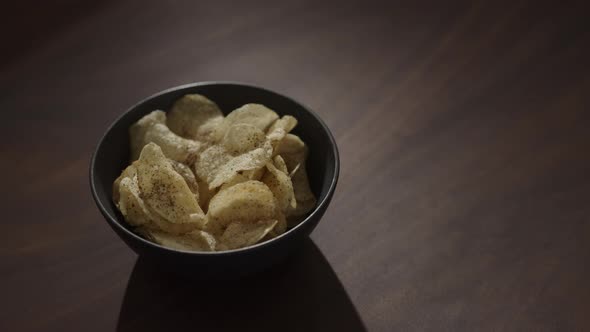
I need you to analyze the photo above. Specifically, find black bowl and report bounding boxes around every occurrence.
[90,82,339,278]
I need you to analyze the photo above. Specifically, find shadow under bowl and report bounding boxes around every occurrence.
[89,82,339,278]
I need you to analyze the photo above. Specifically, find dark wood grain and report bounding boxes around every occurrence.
[1,1,589,331]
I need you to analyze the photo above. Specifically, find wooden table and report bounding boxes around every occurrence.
[2,1,589,331]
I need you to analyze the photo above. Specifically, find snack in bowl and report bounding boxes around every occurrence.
[112,94,316,252]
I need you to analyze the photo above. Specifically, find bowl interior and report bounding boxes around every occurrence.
[92,82,338,241]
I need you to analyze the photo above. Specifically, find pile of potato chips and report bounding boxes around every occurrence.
[112,94,316,251]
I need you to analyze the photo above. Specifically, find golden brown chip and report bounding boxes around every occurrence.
[275,135,316,218]
[265,213,287,239]
[129,111,166,161]
[268,115,297,135]
[273,155,289,174]
[113,162,138,202]
[115,169,198,233]
[142,123,202,164]
[262,157,296,213]
[209,143,272,189]
[206,180,278,234]
[242,167,266,181]
[195,141,273,190]
[275,213,287,234]
[167,94,224,142]
[286,200,316,227]
[117,175,150,227]
[275,133,305,156]
[221,123,266,154]
[136,143,206,229]
[169,159,199,201]
[193,145,232,187]
[218,173,250,192]
[196,177,216,213]
[145,229,217,251]
[130,110,202,163]
[286,164,316,218]
[213,104,279,142]
[139,211,203,235]
[289,164,315,204]
[219,219,278,250]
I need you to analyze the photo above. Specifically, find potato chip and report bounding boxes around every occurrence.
[195,141,273,190]
[267,127,286,149]
[169,159,199,201]
[218,173,250,192]
[268,115,297,135]
[221,123,266,154]
[129,111,166,162]
[289,163,315,204]
[287,165,316,218]
[275,213,287,234]
[115,170,199,233]
[143,123,202,164]
[117,175,150,227]
[275,135,316,218]
[275,133,305,156]
[285,176,315,221]
[136,199,206,235]
[217,166,271,196]
[219,219,278,250]
[113,162,137,202]
[265,213,287,239]
[286,199,316,226]
[242,167,266,181]
[262,156,296,213]
[130,110,202,163]
[273,155,289,174]
[144,229,217,251]
[143,213,203,235]
[213,104,279,142]
[193,145,231,186]
[196,177,215,212]
[209,143,272,189]
[167,94,224,142]
[206,180,278,234]
[136,143,206,229]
